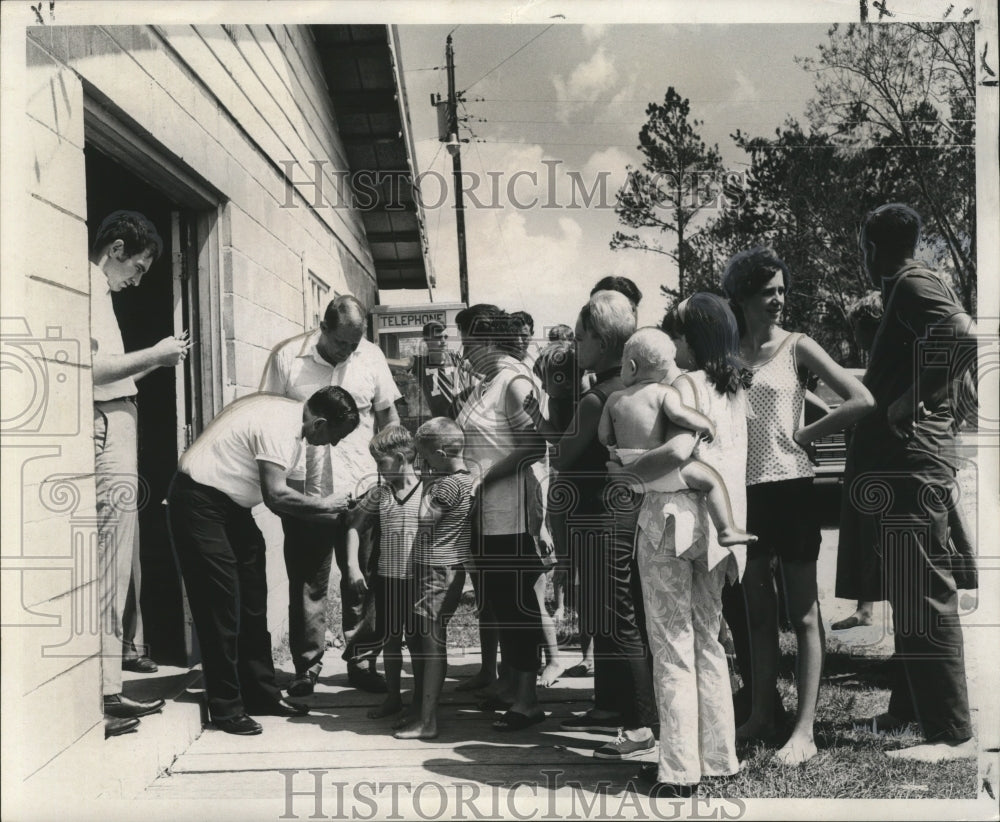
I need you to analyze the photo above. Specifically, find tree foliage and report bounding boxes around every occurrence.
[611,87,725,299]
[799,20,976,310]
[617,21,976,366]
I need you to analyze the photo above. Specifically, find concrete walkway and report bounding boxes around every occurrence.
[113,511,993,818]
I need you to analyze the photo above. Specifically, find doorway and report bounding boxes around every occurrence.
[85,147,199,665]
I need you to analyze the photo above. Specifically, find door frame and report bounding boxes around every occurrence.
[84,93,226,427]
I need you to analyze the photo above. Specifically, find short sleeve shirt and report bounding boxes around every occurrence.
[356,482,421,579]
[178,394,305,508]
[858,263,967,464]
[414,471,474,566]
[259,331,401,496]
[90,262,137,401]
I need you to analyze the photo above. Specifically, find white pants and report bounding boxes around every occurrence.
[637,538,738,785]
[94,399,139,696]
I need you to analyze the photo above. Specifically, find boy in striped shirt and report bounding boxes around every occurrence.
[394,418,474,740]
[346,426,421,720]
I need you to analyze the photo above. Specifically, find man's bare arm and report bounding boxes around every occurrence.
[93,332,190,385]
[259,460,350,522]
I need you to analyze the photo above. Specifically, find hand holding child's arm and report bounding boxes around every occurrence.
[660,384,716,442]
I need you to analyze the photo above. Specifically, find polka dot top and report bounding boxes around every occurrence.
[746,332,814,486]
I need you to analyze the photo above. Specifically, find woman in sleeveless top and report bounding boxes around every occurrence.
[456,307,549,729]
[618,293,749,792]
[722,247,874,764]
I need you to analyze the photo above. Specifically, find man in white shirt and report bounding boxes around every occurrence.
[89,211,191,738]
[168,387,360,736]
[260,295,401,694]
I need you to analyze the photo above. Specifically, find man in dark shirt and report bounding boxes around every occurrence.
[842,203,977,761]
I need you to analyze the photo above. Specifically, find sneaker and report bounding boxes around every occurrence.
[593,728,656,760]
[560,711,624,734]
[287,670,318,697]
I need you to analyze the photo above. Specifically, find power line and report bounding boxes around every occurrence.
[476,137,973,148]
[481,117,974,126]
[475,96,977,104]
[462,25,555,92]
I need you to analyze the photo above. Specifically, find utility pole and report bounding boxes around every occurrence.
[442,34,469,305]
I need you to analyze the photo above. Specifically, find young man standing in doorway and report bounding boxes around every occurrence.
[89,210,191,737]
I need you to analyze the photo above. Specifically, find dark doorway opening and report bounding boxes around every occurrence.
[85,147,192,666]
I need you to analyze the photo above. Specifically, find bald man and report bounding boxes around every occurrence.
[261,296,401,694]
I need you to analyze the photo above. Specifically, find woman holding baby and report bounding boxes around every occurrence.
[612,294,753,794]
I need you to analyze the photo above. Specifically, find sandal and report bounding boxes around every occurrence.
[562,661,594,678]
[492,710,546,732]
[477,696,514,712]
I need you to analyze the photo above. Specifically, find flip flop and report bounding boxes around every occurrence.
[492,710,546,732]
[562,662,594,678]
[477,696,514,713]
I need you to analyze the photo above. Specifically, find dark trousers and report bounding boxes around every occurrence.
[479,533,545,674]
[167,472,281,720]
[875,463,972,742]
[569,520,614,712]
[589,496,658,731]
[721,576,787,721]
[281,515,380,675]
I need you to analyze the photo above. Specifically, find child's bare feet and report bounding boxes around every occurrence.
[537,659,565,688]
[718,528,758,547]
[831,610,873,630]
[367,696,403,719]
[393,719,438,740]
[454,671,496,692]
[774,734,817,765]
[391,710,416,730]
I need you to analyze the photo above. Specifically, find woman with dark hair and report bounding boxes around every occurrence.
[721,247,874,764]
[456,306,549,730]
[615,293,749,794]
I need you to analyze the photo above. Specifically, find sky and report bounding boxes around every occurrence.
[382,23,831,331]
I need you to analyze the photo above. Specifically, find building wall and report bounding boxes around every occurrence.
[4,23,382,789]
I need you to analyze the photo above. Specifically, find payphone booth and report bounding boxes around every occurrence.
[370,302,466,431]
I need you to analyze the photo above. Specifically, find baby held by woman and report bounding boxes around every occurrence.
[599,327,756,547]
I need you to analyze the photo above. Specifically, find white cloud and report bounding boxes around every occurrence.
[412,135,675,332]
[552,47,618,105]
[733,69,758,102]
[582,24,607,44]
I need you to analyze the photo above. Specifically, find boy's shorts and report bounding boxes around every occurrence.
[413,562,467,623]
[374,573,416,639]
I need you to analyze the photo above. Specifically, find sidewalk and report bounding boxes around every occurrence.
[140,652,668,817]
[97,520,991,816]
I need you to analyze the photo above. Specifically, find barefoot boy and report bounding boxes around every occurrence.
[393,418,474,740]
[345,425,422,720]
[599,328,756,547]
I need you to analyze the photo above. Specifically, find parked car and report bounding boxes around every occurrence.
[804,368,867,485]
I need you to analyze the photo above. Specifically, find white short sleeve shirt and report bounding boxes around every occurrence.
[259,331,401,496]
[178,394,305,508]
[90,262,137,402]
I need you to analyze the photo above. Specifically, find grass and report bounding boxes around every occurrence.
[270,578,978,800]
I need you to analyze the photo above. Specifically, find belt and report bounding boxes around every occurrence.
[95,396,138,406]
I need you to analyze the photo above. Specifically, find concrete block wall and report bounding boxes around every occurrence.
[5,22,385,791]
